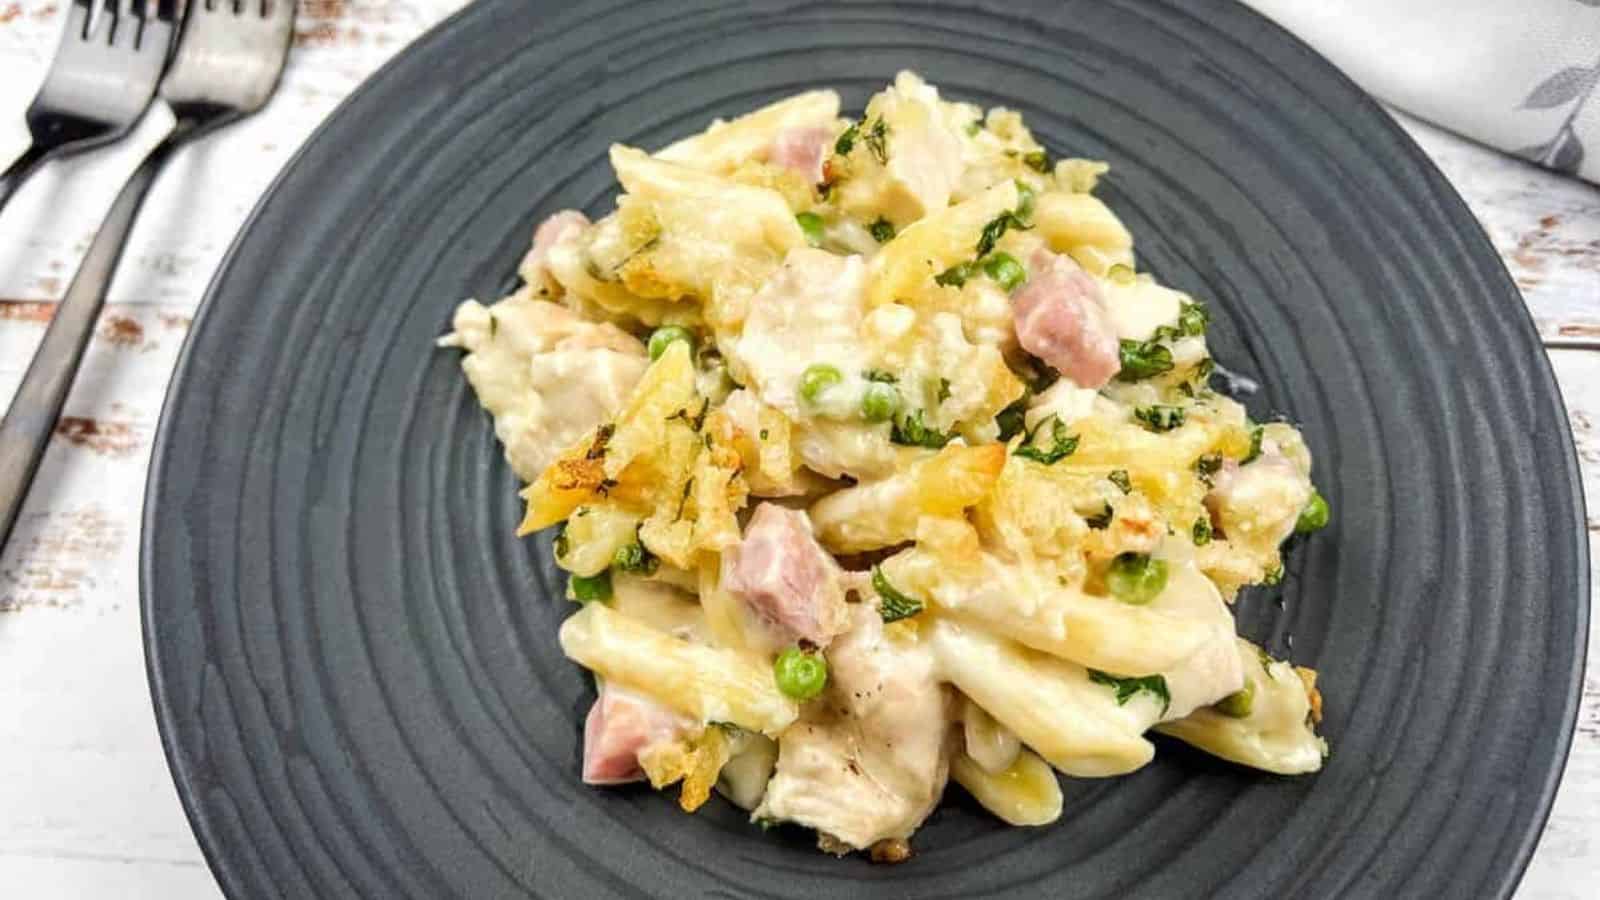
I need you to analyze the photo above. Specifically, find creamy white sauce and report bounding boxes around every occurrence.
[1100,278,1186,342]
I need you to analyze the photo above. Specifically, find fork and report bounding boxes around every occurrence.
[0,0,175,213]
[0,0,296,549]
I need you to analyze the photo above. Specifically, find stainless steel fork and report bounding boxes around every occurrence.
[0,0,176,212]
[0,0,296,549]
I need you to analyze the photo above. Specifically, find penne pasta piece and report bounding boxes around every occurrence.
[928,619,1157,777]
[1031,190,1134,276]
[610,574,706,643]
[1143,556,1245,722]
[884,544,1214,675]
[961,695,1021,775]
[695,555,755,653]
[559,603,798,735]
[864,180,1018,310]
[809,444,1005,553]
[1155,638,1328,775]
[951,747,1063,827]
[656,90,841,172]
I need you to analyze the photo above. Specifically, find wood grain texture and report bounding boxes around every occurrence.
[0,1,1594,897]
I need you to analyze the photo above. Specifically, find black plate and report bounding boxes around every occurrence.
[142,1,1589,897]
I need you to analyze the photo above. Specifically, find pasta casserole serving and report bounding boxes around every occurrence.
[439,72,1331,862]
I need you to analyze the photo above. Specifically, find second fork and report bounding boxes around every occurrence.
[0,0,297,549]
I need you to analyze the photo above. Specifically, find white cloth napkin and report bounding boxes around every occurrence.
[1244,0,1600,183]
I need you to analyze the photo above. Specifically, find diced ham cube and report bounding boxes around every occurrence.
[768,126,834,184]
[519,209,591,285]
[581,684,691,785]
[1011,249,1121,389]
[722,503,850,647]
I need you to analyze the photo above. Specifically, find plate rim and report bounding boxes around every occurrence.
[138,1,1592,896]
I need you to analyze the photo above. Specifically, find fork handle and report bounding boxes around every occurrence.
[0,143,51,215]
[0,137,176,548]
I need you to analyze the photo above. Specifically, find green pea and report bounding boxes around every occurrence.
[647,325,694,361]
[795,212,825,247]
[1296,490,1330,533]
[798,363,843,406]
[1214,682,1255,718]
[1014,180,1036,225]
[773,647,828,700]
[861,381,900,423]
[1105,552,1168,605]
[569,570,612,604]
[982,252,1027,292]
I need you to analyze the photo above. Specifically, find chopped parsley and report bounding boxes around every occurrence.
[975,209,1031,258]
[487,311,498,338]
[1013,180,1036,225]
[552,525,570,559]
[933,198,1035,290]
[834,122,859,156]
[864,116,890,164]
[995,396,1028,441]
[1192,516,1213,545]
[1088,669,1171,716]
[1193,453,1224,486]
[1085,503,1114,530]
[1150,302,1209,342]
[965,119,983,136]
[868,217,896,243]
[863,369,898,383]
[586,424,616,461]
[1108,469,1133,494]
[890,408,952,449]
[937,377,952,403]
[1013,414,1079,464]
[665,398,712,431]
[1134,405,1186,432]
[612,540,659,575]
[872,567,925,623]
[934,260,976,288]
[1116,339,1175,382]
[1244,423,1264,464]
[1021,149,1050,173]
[1263,564,1284,586]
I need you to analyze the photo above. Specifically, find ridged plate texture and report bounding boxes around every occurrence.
[141,1,1589,897]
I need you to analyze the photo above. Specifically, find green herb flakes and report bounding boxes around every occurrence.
[1088,669,1171,716]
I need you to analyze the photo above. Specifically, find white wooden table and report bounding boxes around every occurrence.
[0,2,1595,897]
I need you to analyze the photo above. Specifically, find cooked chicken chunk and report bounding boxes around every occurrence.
[439,293,647,481]
[755,606,950,850]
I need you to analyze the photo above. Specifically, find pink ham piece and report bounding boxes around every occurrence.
[768,126,833,184]
[722,503,850,647]
[1011,249,1121,389]
[581,684,692,785]
[519,209,591,284]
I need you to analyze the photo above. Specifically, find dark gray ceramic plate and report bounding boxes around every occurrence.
[141,1,1589,897]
